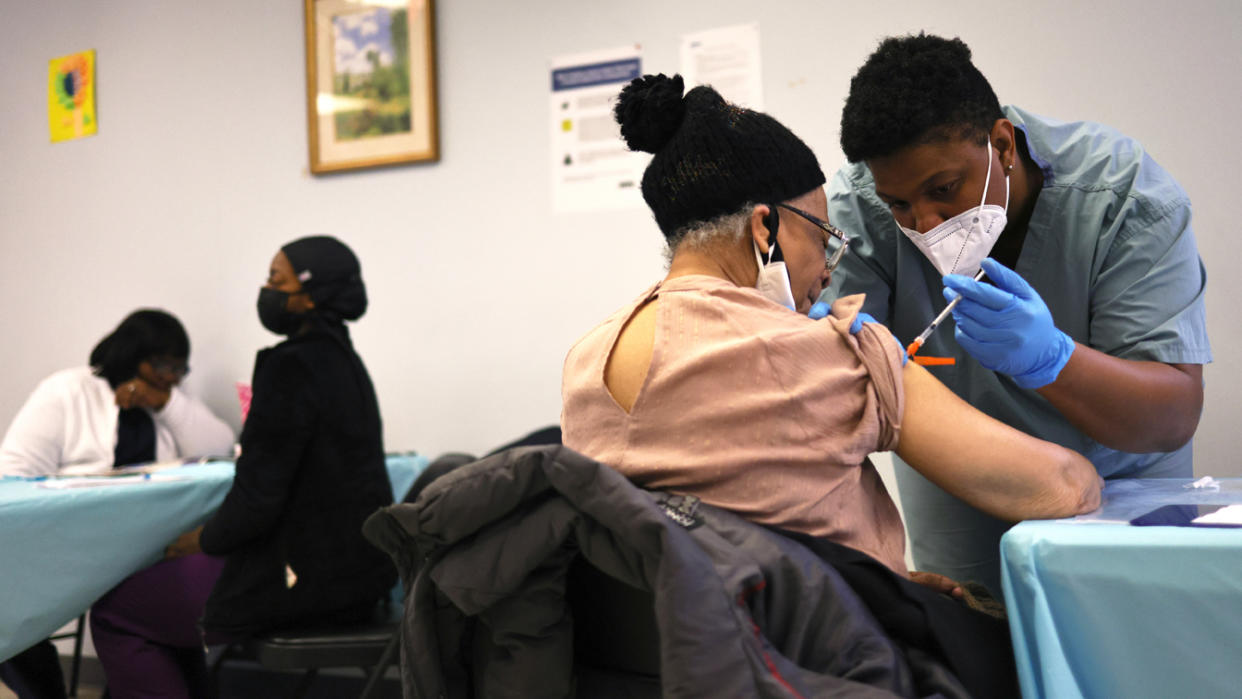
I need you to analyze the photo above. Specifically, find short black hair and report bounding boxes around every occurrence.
[89,309,189,388]
[839,33,1004,163]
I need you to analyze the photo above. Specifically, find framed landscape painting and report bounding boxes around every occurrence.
[304,0,439,174]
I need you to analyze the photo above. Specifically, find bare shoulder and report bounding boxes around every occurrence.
[604,300,658,413]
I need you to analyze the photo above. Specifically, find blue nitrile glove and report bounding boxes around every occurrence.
[848,311,878,334]
[849,312,907,366]
[808,301,831,320]
[942,257,1075,389]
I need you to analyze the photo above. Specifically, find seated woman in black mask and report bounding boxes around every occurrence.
[156,236,396,696]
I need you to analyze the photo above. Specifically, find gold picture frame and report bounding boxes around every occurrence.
[304,0,439,174]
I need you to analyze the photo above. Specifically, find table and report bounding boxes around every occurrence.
[0,453,427,662]
[1001,478,1242,699]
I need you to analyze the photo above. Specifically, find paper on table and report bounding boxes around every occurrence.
[113,460,199,475]
[1192,504,1242,525]
[37,474,188,489]
[59,457,214,477]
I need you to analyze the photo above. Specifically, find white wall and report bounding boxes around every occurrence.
[2,0,1240,473]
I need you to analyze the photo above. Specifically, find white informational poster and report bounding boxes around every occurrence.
[549,45,647,214]
[679,23,764,110]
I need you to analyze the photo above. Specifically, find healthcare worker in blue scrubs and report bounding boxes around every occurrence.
[820,33,1212,596]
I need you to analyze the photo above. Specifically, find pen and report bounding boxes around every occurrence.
[906,268,988,360]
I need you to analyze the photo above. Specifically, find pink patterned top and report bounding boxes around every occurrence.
[562,275,908,575]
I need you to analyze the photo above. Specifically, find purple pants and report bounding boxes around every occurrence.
[89,553,224,699]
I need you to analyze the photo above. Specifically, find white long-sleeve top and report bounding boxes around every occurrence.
[0,367,235,477]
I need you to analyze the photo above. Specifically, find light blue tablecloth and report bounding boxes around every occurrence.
[1001,478,1242,699]
[0,453,427,662]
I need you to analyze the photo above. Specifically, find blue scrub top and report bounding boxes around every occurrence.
[826,105,1212,479]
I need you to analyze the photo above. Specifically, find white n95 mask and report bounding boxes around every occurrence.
[753,239,797,311]
[899,141,1010,278]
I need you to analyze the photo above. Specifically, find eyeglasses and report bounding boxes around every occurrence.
[148,359,191,378]
[776,203,850,274]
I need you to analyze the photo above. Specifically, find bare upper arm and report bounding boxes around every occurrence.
[603,300,658,413]
[895,362,1101,521]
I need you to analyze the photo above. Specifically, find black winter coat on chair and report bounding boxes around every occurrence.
[200,322,396,636]
[364,446,1019,699]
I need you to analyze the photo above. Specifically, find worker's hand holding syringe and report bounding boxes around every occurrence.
[905,268,988,364]
[941,258,1075,389]
[809,259,1074,383]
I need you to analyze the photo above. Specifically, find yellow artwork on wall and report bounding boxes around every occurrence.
[49,50,97,143]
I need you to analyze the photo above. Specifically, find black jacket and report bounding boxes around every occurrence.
[201,322,395,635]
[364,446,1018,699]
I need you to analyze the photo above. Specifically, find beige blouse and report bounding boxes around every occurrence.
[561,275,908,575]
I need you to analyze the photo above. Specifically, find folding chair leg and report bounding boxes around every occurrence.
[205,642,244,699]
[288,667,318,699]
[68,614,86,698]
[358,632,399,699]
[208,643,239,678]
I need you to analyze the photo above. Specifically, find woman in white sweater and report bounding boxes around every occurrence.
[0,310,233,477]
[0,309,233,699]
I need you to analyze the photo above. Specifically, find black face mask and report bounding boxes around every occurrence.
[257,287,306,336]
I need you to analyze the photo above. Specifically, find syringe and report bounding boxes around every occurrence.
[905,268,987,360]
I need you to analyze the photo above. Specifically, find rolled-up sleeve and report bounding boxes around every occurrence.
[824,294,905,452]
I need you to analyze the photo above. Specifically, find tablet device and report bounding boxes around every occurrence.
[1129,504,1242,528]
